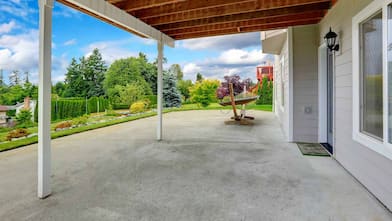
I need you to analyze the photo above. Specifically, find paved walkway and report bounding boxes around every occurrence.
[0,110,391,221]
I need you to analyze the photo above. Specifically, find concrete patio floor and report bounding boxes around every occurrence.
[0,110,391,221]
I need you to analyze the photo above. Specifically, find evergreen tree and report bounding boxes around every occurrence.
[64,58,85,97]
[196,72,203,82]
[9,70,20,86]
[23,82,38,100]
[256,77,273,105]
[163,72,181,107]
[63,49,107,98]
[84,48,107,97]
[0,69,4,86]
[24,71,29,84]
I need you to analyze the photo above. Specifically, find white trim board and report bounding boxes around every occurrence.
[318,43,328,143]
[288,27,294,142]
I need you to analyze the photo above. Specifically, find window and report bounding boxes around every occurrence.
[353,0,392,159]
[360,11,383,139]
[389,5,392,143]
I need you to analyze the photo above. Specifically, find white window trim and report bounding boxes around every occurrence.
[288,27,294,142]
[318,43,328,143]
[280,55,285,111]
[352,0,392,160]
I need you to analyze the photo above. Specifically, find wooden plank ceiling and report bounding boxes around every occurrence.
[107,0,335,40]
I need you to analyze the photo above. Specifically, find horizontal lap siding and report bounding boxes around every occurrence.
[292,25,319,143]
[320,0,392,209]
[274,38,290,140]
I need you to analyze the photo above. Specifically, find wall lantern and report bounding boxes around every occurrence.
[324,27,339,52]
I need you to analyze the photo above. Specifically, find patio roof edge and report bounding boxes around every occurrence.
[58,0,175,47]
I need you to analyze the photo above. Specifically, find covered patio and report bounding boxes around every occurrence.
[0,110,390,220]
[36,0,337,199]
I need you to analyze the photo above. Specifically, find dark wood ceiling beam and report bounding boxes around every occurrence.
[106,0,124,4]
[141,0,330,25]
[112,0,186,11]
[164,11,324,36]
[156,2,330,32]
[131,0,255,18]
[173,18,321,40]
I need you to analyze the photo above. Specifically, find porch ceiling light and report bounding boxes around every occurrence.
[324,27,339,52]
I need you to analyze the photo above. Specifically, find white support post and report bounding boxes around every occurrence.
[38,0,53,199]
[157,38,163,140]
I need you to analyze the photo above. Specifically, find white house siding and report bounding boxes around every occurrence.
[292,25,320,143]
[319,0,392,209]
[273,35,290,140]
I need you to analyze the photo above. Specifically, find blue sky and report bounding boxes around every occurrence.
[0,0,272,84]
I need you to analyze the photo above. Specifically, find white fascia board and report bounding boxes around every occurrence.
[62,0,175,47]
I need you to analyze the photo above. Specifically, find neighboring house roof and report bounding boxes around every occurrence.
[0,103,25,111]
[0,105,9,112]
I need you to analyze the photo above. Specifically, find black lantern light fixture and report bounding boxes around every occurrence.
[324,27,339,52]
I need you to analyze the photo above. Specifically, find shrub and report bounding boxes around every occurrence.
[145,95,157,108]
[130,101,147,114]
[87,96,109,113]
[54,121,72,131]
[6,128,30,141]
[111,103,129,110]
[105,104,120,116]
[190,79,220,107]
[16,109,33,128]
[6,109,16,117]
[72,115,89,126]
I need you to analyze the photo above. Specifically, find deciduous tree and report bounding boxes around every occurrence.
[169,64,183,80]
[104,57,152,103]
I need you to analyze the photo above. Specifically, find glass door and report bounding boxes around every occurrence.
[326,49,334,153]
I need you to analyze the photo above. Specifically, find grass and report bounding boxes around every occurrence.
[0,112,156,152]
[179,102,272,112]
[0,103,272,152]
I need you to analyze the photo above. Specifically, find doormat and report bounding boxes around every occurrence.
[296,143,330,156]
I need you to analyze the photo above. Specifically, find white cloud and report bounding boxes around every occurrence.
[181,49,273,82]
[0,30,39,71]
[183,63,201,76]
[84,39,137,64]
[0,20,16,34]
[53,4,81,18]
[206,49,264,66]
[64,39,77,46]
[139,38,156,45]
[0,29,69,84]
[180,32,261,51]
[0,1,37,22]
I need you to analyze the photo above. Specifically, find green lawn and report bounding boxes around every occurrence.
[180,103,272,112]
[0,103,272,152]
